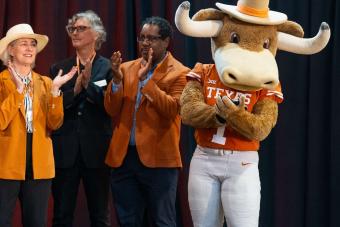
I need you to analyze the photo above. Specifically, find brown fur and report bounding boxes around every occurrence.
[180,80,223,128]
[192,9,278,55]
[191,9,305,57]
[277,21,304,37]
[226,98,278,141]
[180,81,278,140]
[192,8,225,21]
[215,16,278,55]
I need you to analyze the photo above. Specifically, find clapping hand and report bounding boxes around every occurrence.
[138,48,153,81]
[110,51,123,84]
[81,59,92,89]
[53,67,77,94]
[7,61,24,93]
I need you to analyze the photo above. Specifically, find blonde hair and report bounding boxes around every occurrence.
[1,49,11,66]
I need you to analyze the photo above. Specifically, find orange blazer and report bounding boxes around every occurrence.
[104,53,189,168]
[0,69,63,180]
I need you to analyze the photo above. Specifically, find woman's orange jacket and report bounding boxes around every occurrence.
[0,69,63,180]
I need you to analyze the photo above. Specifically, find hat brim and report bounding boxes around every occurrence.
[0,33,48,62]
[216,2,287,25]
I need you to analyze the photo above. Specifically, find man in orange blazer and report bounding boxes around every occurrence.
[104,17,189,227]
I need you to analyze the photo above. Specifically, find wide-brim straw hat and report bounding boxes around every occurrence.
[216,0,287,25]
[0,23,48,62]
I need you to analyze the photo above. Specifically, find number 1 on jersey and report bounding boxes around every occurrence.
[211,125,226,145]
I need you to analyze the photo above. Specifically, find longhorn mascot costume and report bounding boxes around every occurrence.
[175,0,330,227]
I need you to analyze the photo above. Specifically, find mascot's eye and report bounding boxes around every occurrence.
[263,39,270,49]
[230,32,240,43]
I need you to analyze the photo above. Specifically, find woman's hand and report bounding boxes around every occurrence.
[52,66,77,95]
[110,51,123,84]
[7,61,24,93]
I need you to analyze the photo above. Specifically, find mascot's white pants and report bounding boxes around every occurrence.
[188,145,261,227]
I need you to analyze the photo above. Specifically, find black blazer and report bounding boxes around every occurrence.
[50,55,113,168]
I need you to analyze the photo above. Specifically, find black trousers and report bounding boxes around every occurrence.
[0,179,51,227]
[111,146,179,227]
[52,155,111,227]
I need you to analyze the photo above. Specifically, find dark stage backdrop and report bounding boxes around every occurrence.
[0,0,339,227]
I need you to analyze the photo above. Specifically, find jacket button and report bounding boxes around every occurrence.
[77,111,82,116]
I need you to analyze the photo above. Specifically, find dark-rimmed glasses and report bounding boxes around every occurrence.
[137,35,162,43]
[66,25,91,34]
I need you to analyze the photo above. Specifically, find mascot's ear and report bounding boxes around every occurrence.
[277,21,304,38]
[192,8,225,21]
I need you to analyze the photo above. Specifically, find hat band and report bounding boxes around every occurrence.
[237,2,269,18]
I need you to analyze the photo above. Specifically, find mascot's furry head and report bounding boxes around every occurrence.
[175,0,331,91]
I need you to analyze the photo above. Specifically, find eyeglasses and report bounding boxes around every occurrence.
[137,35,162,43]
[66,25,91,34]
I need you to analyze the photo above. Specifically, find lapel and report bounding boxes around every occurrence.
[139,53,174,105]
[128,60,142,102]
[90,54,100,82]
[150,52,173,84]
[2,70,26,116]
[32,72,43,121]
[19,96,25,117]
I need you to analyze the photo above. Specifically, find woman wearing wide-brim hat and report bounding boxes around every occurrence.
[0,23,77,227]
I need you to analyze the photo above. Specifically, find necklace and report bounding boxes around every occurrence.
[12,67,33,98]
[12,67,32,85]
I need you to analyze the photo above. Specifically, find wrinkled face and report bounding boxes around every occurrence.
[8,38,37,66]
[138,24,169,64]
[212,17,279,91]
[67,18,98,50]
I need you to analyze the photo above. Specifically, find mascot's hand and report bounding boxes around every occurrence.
[215,95,246,122]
